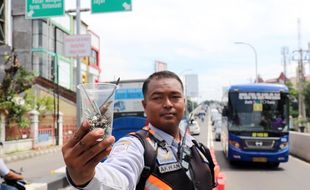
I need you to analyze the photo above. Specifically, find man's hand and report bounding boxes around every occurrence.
[62,121,115,186]
[4,170,24,181]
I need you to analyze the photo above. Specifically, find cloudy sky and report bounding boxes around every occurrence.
[66,0,310,101]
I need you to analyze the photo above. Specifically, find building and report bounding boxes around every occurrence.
[264,72,288,84]
[0,0,102,147]
[10,1,101,90]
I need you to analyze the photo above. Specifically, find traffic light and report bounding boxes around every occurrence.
[82,73,87,83]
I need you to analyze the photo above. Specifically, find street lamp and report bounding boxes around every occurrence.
[234,42,258,83]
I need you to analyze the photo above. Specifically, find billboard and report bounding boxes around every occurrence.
[113,80,145,117]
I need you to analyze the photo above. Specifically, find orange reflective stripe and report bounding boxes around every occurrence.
[143,126,150,130]
[145,175,172,190]
[143,125,155,135]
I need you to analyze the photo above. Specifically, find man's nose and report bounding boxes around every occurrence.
[163,97,173,108]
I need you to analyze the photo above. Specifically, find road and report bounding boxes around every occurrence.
[6,150,65,184]
[194,116,310,190]
[5,116,310,190]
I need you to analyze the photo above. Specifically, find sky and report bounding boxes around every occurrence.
[65,0,310,102]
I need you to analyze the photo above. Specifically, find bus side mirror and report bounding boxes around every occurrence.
[222,106,228,116]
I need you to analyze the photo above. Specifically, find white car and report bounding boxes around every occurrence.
[179,119,190,135]
[213,120,222,141]
[189,120,200,135]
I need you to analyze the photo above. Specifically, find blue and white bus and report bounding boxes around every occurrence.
[221,83,290,167]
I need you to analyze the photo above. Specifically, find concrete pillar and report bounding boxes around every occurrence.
[29,110,40,149]
[0,113,6,143]
[57,112,63,146]
[0,113,6,155]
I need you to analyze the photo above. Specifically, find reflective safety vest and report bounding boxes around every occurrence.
[130,127,214,190]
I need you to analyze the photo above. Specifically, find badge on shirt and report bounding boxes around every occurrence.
[156,147,177,165]
[158,162,182,173]
[112,140,131,153]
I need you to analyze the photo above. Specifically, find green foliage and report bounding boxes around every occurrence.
[187,99,198,113]
[0,60,35,128]
[0,52,55,129]
[302,81,310,118]
[24,90,54,115]
[286,81,299,118]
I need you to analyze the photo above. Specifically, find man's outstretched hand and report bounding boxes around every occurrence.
[62,121,115,186]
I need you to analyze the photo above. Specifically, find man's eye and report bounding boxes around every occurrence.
[172,95,181,99]
[171,96,182,101]
[152,96,162,100]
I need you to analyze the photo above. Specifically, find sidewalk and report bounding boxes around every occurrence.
[2,146,62,164]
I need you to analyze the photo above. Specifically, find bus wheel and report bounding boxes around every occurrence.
[268,162,280,168]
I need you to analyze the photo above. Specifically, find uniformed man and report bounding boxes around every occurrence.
[62,70,214,190]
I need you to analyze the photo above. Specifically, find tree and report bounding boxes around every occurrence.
[0,47,54,131]
[286,80,299,118]
[302,81,310,118]
[0,50,35,127]
[186,98,198,113]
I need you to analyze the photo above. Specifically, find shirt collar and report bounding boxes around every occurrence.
[149,123,194,147]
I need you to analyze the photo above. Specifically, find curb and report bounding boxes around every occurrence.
[25,174,69,190]
[3,146,61,163]
[210,147,225,190]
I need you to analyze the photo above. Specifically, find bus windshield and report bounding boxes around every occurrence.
[228,91,289,132]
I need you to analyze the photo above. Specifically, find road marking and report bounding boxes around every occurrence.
[50,166,66,174]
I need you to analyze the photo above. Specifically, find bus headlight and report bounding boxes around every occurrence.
[229,140,240,149]
[279,142,288,149]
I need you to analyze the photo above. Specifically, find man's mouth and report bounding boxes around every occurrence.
[160,112,175,117]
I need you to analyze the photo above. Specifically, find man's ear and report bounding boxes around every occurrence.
[142,100,146,109]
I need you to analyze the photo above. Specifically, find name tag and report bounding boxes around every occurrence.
[159,162,182,173]
[157,148,177,165]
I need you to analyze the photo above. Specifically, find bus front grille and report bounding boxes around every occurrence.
[242,138,276,150]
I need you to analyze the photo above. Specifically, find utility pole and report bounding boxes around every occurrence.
[66,1,90,128]
[76,0,82,128]
[281,47,289,84]
[292,18,308,124]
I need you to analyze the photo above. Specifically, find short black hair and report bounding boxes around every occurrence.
[142,70,184,97]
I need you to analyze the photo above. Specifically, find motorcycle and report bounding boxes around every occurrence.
[0,169,27,190]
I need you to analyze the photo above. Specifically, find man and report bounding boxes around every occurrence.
[62,71,214,190]
[0,158,24,190]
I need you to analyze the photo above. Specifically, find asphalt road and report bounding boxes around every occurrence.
[6,150,65,184]
[5,116,310,190]
[194,115,310,190]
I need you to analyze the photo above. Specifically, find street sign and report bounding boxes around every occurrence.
[91,0,132,13]
[64,34,91,57]
[25,0,64,19]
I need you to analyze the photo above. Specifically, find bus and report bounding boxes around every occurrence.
[221,83,290,167]
[112,79,147,141]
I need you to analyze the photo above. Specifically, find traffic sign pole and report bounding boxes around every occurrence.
[76,0,82,129]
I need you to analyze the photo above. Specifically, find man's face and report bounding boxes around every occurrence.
[142,78,185,133]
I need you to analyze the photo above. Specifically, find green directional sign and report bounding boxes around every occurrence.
[91,0,132,13]
[25,0,64,19]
